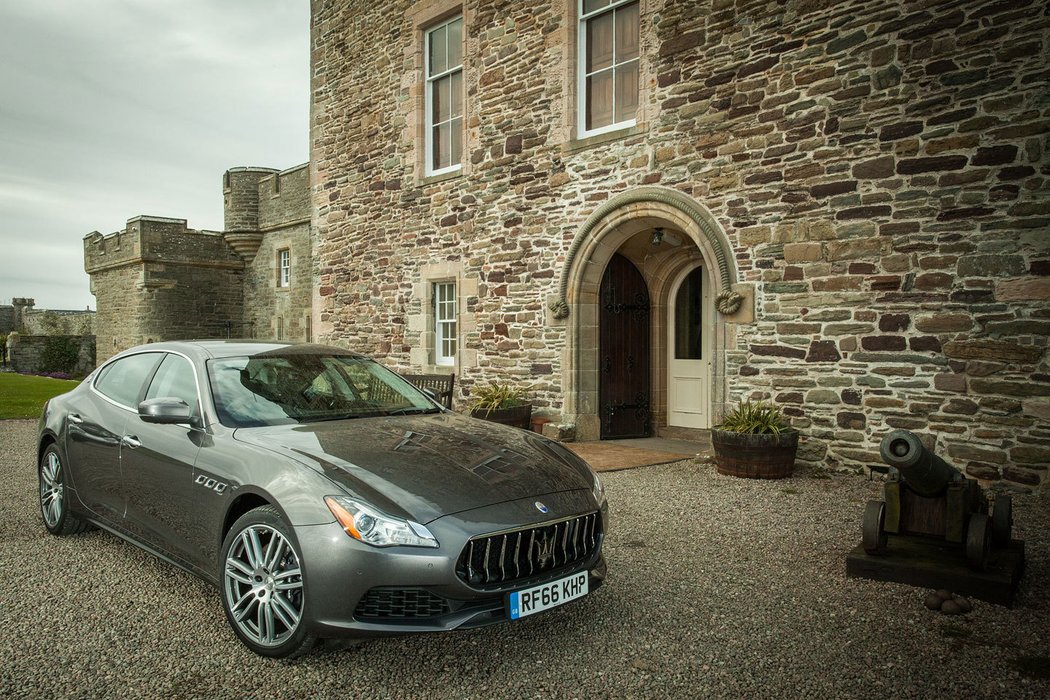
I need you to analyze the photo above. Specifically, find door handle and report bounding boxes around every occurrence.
[68,414,83,425]
[121,435,142,449]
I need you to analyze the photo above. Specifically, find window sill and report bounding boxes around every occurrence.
[564,123,647,154]
[421,168,463,187]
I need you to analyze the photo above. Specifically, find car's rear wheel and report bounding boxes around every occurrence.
[220,506,316,658]
[39,445,91,536]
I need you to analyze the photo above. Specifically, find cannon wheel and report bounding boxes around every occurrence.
[966,513,991,571]
[992,495,1013,547]
[862,500,887,555]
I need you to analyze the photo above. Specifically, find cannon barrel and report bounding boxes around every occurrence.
[879,430,960,497]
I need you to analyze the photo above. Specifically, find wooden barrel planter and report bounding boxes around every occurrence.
[470,404,532,430]
[712,429,799,479]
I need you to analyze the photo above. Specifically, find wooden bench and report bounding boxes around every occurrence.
[403,373,456,409]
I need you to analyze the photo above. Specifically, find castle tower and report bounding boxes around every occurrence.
[222,167,278,262]
[11,297,34,332]
[84,217,245,361]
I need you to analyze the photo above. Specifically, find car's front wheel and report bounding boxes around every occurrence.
[39,444,91,536]
[220,506,316,658]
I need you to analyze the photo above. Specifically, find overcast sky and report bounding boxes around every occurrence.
[0,0,310,311]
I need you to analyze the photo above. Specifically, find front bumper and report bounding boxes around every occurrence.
[294,489,609,639]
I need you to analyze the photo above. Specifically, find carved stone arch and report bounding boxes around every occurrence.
[548,186,741,319]
[553,186,738,440]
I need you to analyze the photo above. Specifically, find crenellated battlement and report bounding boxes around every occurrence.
[84,215,240,275]
[257,163,310,230]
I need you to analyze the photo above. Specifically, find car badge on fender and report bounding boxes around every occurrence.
[534,501,549,514]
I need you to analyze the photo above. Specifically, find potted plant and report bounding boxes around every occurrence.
[469,382,533,430]
[712,400,799,479]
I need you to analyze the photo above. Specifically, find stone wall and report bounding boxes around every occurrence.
[311,0,1049,489]
[20,309,95,336]
[0,306,15,334]
[9,335,96,376]
[244,221,313,341]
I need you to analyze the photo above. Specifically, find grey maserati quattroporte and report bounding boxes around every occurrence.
[37,341,608,657]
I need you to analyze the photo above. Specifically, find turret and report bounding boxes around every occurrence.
[222,167,277,261]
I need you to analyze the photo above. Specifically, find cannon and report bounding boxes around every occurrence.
[862,430,1013,571]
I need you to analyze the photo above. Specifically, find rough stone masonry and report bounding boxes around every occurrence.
[309,0,1049,490]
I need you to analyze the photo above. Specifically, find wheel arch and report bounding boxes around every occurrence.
[38,431,59,466]
[221,491,274,545]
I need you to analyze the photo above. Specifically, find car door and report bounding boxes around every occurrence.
[65,352,163,523]
[121,352,206,569]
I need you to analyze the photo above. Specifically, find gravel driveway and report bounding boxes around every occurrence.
[1,419,1047,699]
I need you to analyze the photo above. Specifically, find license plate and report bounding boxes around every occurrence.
[508,571,589,620]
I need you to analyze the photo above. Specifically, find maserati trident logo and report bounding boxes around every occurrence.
[534,532,556,568]
[534,501,549,514]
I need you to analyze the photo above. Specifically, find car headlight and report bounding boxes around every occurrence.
[592,471,606,507]
[324,496,438,548]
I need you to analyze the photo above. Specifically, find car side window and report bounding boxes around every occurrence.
[145,354,200,413]
[94,353,164,408]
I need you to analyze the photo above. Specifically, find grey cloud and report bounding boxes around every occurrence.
[0,0,308,309]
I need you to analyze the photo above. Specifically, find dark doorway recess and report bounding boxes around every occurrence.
[599,253,651,439]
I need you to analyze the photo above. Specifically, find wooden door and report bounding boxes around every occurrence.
[668,264,711,428]
[599,253,651,439]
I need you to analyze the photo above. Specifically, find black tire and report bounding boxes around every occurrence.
[219,505,317,659]
[39,444,92,536]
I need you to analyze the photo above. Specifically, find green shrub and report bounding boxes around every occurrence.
[469,382,531,414]
[717,400,791,435]
[39,337,81,375]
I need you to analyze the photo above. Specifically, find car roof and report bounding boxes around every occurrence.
[112,340,366,362]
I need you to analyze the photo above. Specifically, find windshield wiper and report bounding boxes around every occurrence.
[308,412,375,423]
[384,407,441,416]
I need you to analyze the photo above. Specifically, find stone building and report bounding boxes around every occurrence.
[84,163,312,360]
[308,0,1048,489]
[86,0,1048,491]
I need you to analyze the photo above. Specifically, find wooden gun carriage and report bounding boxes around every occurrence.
[862,430,1013,571]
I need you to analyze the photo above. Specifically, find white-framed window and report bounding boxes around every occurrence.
[578,0,639,137]
[277,249,290,288]
[434,281,457,366]
[425,16,463,176]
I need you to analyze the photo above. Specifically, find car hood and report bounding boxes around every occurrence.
[233,413,594,524]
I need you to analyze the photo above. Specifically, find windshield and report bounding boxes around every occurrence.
[207,352,439,428]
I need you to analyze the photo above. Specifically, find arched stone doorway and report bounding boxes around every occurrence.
[549,187,743,441]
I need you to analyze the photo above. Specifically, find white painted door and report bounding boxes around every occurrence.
[668,264,711,428]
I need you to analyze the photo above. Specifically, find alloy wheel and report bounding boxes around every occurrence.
[40,451,64,528]
[223,524,304,648]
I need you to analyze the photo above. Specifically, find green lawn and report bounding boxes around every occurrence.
[0,373,81,419]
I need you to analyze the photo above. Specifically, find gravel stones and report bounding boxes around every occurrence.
[1,420,1048,698]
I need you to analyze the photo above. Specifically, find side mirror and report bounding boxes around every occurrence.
[138,397,199,427]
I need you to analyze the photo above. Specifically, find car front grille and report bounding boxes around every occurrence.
[354,588,451,620]
[455,512,602,587]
